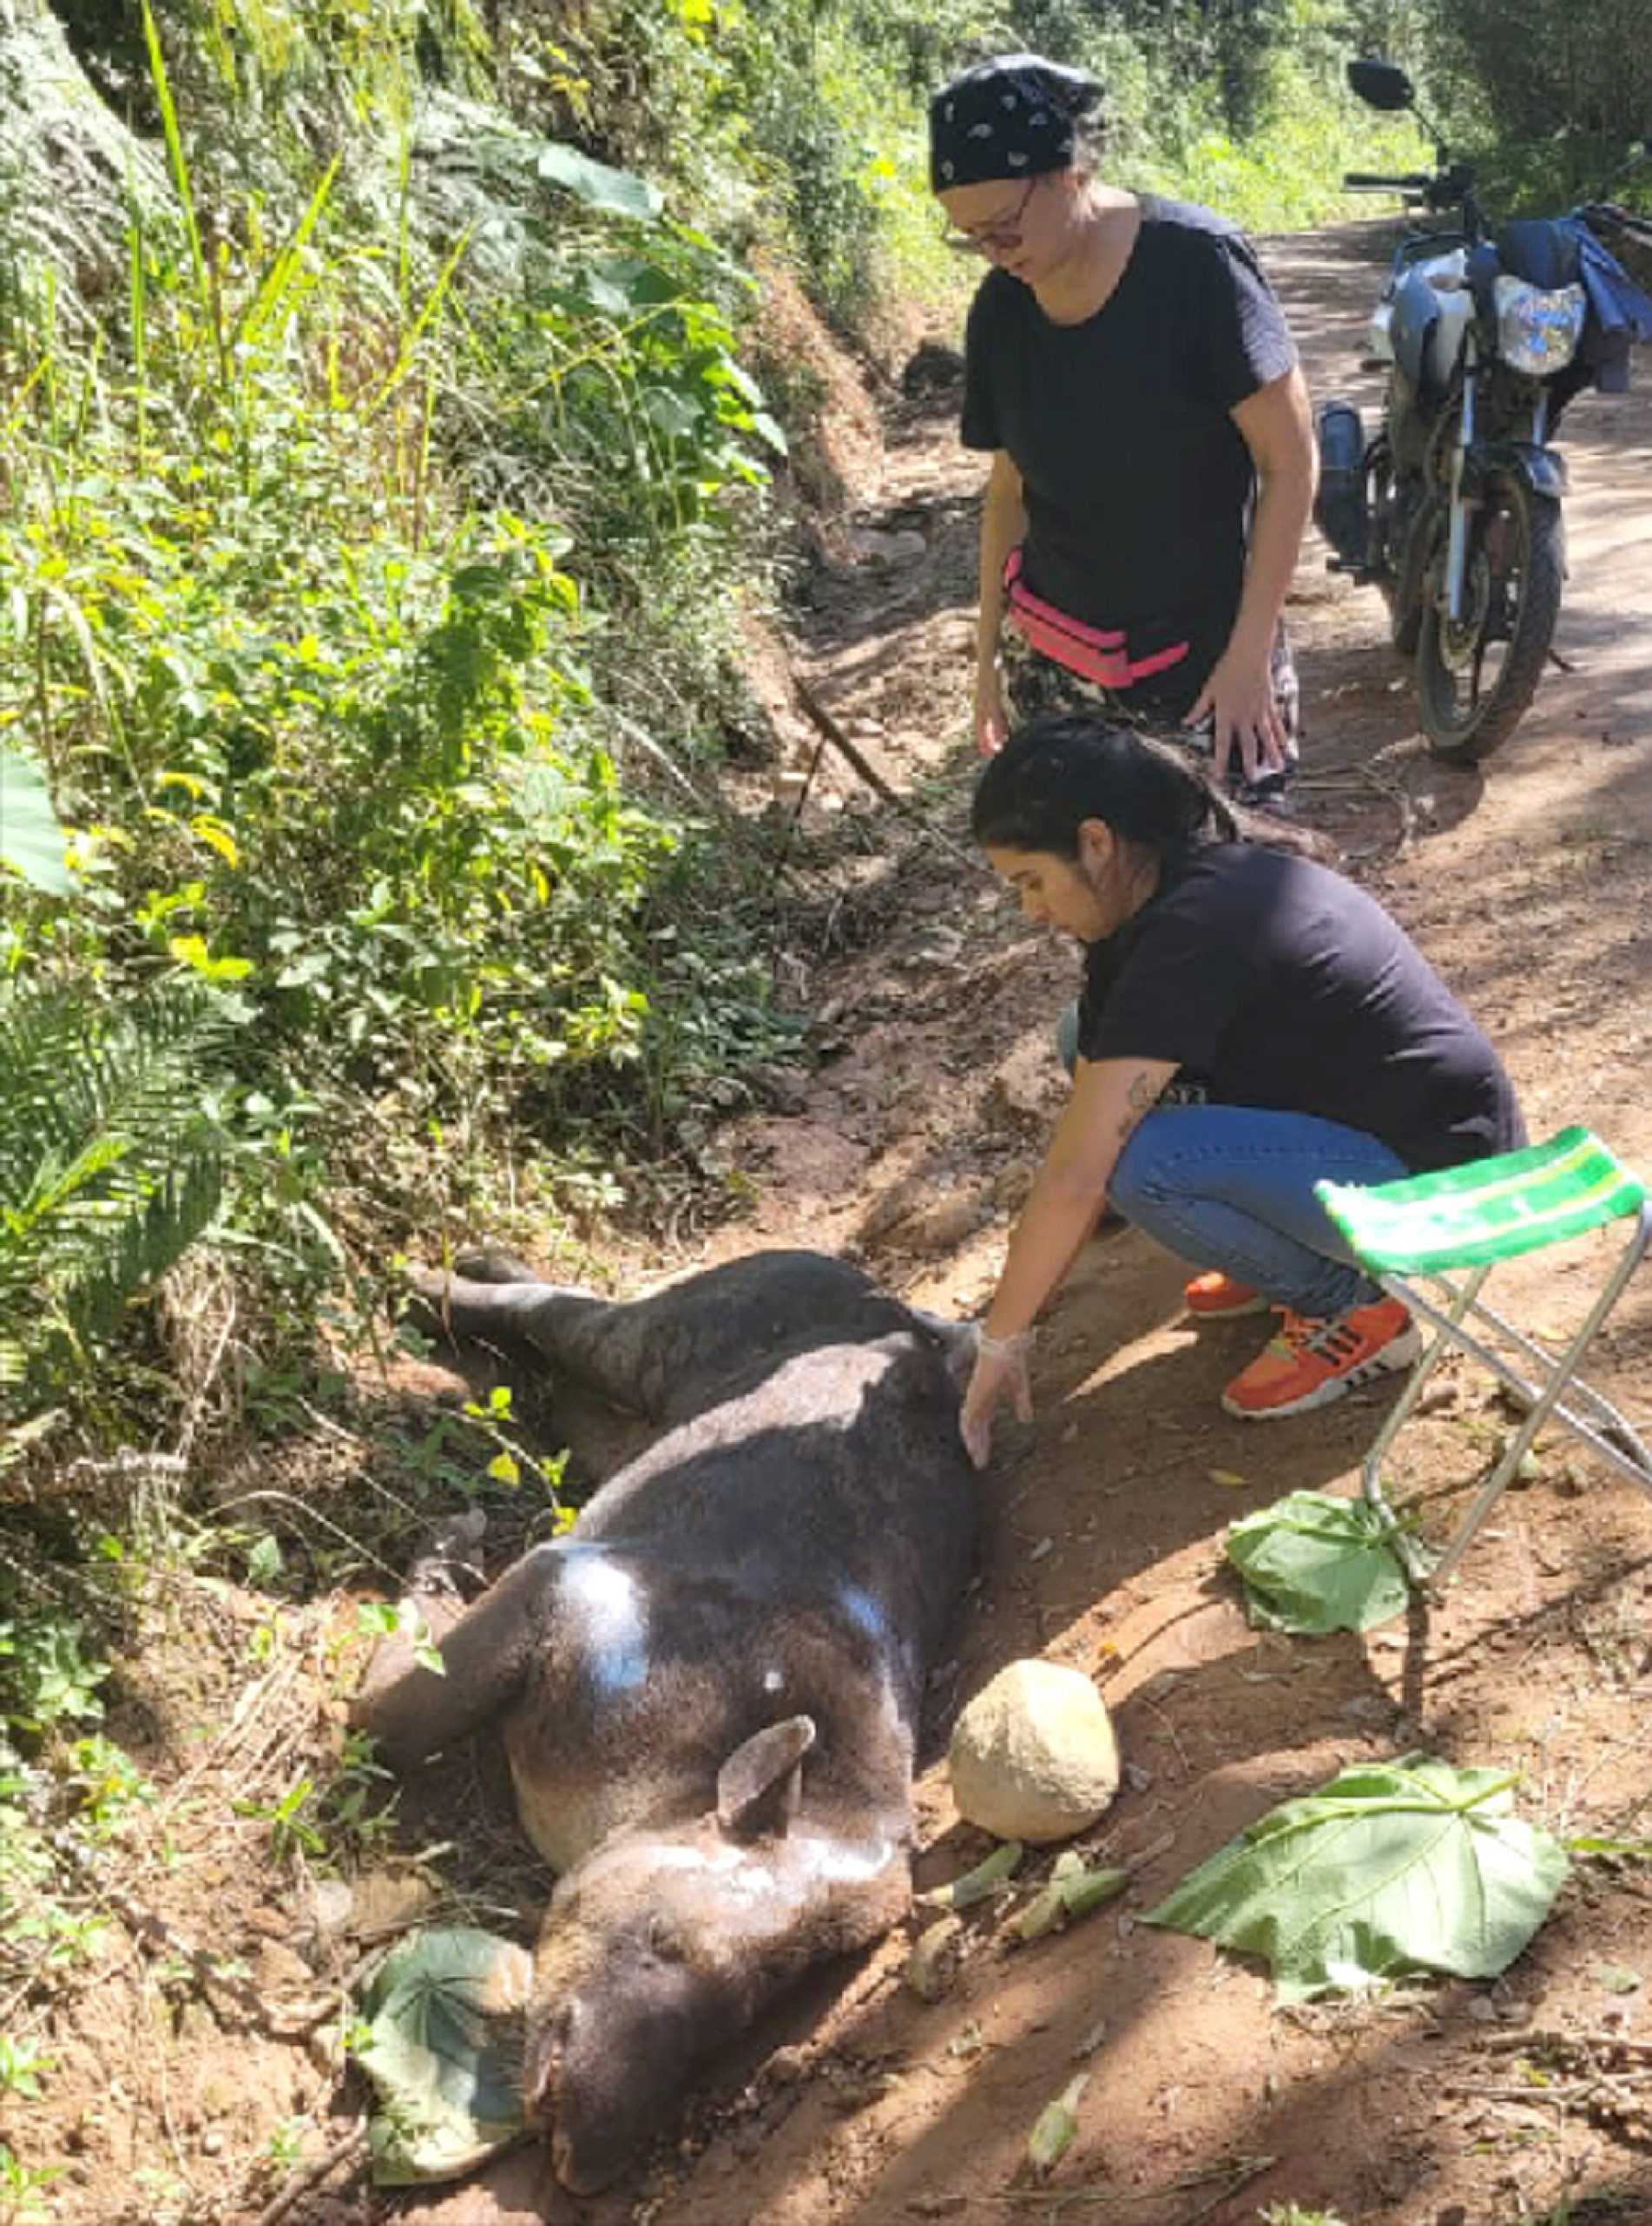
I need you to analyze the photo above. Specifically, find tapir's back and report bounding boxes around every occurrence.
[576,1332,974,1643]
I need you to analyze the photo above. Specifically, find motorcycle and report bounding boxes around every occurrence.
[1314,57,1652,761]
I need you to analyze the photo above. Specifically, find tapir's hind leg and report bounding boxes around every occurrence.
[351,1540,563,1769]
[411,1249,917,1426]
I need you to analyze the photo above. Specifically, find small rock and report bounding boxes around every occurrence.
[312,1878,354,1937]
[749,1064,810,1116]
[1341,1694,1390,1723]
[1596,1963,1643,1996]
[894,925,966,971]
[846,525,927,568]
[201,2128,225,2157]
[992,1159,1037,1212]
[1467,1995,1499,2022]
[826,2064,894,2112]
[858,1173,930,1243]
[347,1867,437,1937]
[900,340,964,397]
[949,1659,1122,1843]
[905,1194,990,1255]
[253,1940,317,1996]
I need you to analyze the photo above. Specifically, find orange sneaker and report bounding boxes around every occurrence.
[1221,1298,1421,1420]
[1184,1271,1270,1320]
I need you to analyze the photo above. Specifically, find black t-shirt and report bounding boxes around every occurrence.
[961,197,1297,679]
[1077,845,1525,1173]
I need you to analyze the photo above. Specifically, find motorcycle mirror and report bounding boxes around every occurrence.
[1347,57,1415,112]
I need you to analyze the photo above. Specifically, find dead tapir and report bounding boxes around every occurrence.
[352,1248,977,2194]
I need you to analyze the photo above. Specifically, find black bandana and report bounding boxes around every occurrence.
[929,53,1102,193]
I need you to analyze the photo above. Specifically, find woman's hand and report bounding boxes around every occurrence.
[1186,640,1284,787]
[973,660,1010,756]
[1201,368,1313,787]
[975,452,1025,756]
[959,1327,1034,1468]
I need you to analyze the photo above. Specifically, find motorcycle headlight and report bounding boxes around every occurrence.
[1492,275,1587,376]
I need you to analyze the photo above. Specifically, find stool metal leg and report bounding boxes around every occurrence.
[1412,1205,1652,1587]
[1361,1264,1492,1581]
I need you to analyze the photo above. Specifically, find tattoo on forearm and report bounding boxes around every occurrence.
[1115,1070,1161,1146]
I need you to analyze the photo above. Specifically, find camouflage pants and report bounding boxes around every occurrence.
[1002,623,1301,813]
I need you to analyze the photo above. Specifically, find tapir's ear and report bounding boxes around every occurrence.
[715,1715,816,1841]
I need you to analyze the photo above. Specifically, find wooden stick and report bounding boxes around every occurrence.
[253,2118,370,2226]
[791,675,989,876]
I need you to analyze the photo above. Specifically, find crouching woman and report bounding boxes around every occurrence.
[960,715,1525,1465]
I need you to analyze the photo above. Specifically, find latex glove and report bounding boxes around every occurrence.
[1185,642,1285,787]
[959,1327,1035,1469]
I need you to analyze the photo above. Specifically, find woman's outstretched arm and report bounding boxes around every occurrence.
[961,1050,1177,1465]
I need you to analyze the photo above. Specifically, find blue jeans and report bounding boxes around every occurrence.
[1108,1103,1409,1320]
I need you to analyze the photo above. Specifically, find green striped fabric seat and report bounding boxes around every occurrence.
[1317,1127,1647,1278]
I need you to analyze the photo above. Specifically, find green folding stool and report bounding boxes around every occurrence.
[1315,1127,1652,1586]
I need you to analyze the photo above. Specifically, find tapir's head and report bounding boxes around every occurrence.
[520,1715,905,2193]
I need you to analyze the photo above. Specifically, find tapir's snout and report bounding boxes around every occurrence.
[527,1915,708,2194]
[523,1999,622,2198]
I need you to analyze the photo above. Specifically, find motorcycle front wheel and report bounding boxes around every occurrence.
[1414,470,1564,762]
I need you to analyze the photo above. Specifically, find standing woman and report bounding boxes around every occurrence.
[931,54,1316,802]
[958,715,1525,1467]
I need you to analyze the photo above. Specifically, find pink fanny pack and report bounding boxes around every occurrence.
[1003,550,1189,690]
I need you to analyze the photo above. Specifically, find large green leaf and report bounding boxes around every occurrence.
[357,1926,534,2185]
[1226,1489,1410,1633]
[1144,1755,1570,2000]
[536,142,662,221]
[0,749,74,895]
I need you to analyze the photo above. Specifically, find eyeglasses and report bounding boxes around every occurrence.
[944,175,1041,257]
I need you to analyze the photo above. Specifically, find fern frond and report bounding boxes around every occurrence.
[68,1147,223,1351]
[0,979,227,1412]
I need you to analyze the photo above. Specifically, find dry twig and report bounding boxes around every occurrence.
[253,2117,370,2226]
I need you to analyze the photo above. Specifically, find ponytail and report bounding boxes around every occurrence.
[971,715,1323,869]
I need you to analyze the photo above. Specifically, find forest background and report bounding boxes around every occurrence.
[3,0,1651,2213]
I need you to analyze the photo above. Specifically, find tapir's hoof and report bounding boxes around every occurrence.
[407,1507,489,1599]
[399,1261,527,1346]
[453,1248,541,1286]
